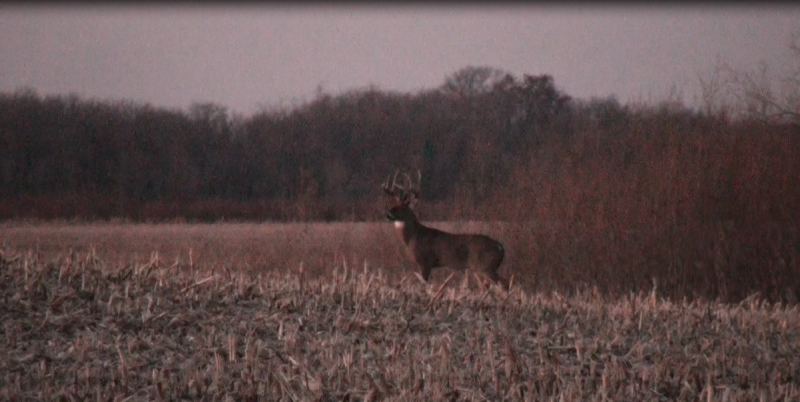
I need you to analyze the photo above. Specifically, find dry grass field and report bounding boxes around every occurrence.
[2,222,800,401]
[0,221,517,286]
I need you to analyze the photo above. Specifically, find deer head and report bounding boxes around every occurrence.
[382,169,420,206]
[383,169,422,227]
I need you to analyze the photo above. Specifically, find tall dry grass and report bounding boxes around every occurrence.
[3,173,799,306]
[1,246,799,401]
[0,221,510,287]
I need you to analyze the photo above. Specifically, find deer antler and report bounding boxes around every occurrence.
[383,169,404,200]
[412,169,421,196]
[383,170,397,192]
[401,170,421,206]
[383,169,422,205]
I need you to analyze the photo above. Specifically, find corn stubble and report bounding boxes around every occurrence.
[1,247,799,401]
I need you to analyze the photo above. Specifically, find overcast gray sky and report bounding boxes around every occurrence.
[2,4,799,115]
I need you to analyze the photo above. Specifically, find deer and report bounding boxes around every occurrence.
[382,169,508,290]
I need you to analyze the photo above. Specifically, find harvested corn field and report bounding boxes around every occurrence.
[1,246,799,401]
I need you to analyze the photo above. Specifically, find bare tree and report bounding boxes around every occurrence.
[442,66,507,98]
[705,30,800,123]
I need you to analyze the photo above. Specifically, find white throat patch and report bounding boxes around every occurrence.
[394,221,405,229]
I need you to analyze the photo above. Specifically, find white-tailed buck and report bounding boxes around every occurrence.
[383,169,508,290]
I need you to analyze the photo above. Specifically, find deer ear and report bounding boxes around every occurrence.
[408,196,419,210]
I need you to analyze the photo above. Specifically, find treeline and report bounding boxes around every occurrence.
[2,65,800,302]
[0,67,577,221]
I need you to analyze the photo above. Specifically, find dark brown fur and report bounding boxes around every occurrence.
[386,200,507,290]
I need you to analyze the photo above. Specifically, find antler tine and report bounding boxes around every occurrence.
[383,169,404,199]
[399,169,421,205]
[402,172,411,189]
[392,169,403,190]
[404,170,420,193]
[398,172,411,203]
[382,173,392,194]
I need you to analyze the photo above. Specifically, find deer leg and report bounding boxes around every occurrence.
[486,250,508,291]
[486,271,509,291]
[496,275,510,291]
[421,265,432,281]
[471,272,490,291]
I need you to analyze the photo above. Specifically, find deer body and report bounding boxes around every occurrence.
[383,170,508,289]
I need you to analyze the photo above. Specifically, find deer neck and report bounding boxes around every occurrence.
[395,215,421,245]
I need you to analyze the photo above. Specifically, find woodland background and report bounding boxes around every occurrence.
[2,53,799,302]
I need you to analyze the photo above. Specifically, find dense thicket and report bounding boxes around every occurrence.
[2,66,799,302]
